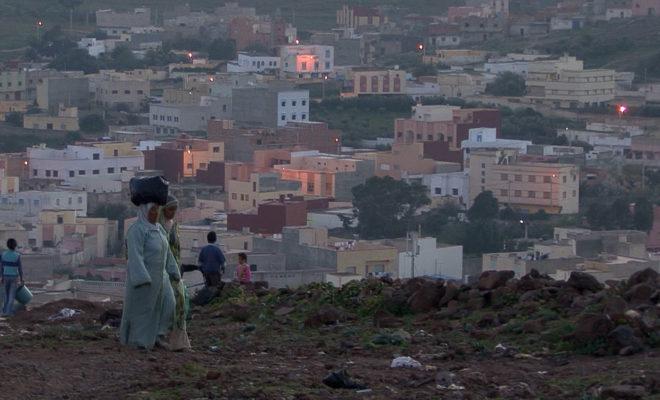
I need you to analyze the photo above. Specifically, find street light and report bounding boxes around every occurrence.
[617,105,627,118]
[520,219,528,240]
[36,20,44,40]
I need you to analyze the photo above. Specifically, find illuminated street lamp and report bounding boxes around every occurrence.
[617,104,627,118]
[36,20,44,40]
[295,39,300,45]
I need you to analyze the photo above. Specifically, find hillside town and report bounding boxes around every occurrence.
[0,0,659,397]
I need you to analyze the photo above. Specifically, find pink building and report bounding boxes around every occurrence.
[632,0,660,16]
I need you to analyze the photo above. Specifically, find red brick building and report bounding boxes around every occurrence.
[143,136,224,183]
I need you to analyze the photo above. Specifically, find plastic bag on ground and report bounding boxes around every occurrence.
[48,308,82,321]
[390,356,422,369]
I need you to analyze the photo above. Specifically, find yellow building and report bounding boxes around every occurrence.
[226,172,302,212]
[0,100,29,121]
[36,210,115,258]
[333,240,399,277]
[468,149,579,214]
[23,105,80,132]
[0,169,19,195]
[336,5,388,31]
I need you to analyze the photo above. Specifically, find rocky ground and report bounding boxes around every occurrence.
[0,268,659,400]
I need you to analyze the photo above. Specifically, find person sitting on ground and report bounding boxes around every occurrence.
[198,231,226,287]
[235,253,252,284]
[1,239,23,316]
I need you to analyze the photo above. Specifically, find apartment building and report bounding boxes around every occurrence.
[95,75,150,111]
[469,149,579,214]
[226,171,302,212]
[23,105,80,132]
[36,74,90,113]
[462,128,531,170]
[624,136,660,167]
[395,236,464,280]
[0,68,70,102]
[0,169,19,195]
[150,97,231,134]
[349,68,406,96]
[227,199,308,234]
[631,0,660,16]
[27,142,144,182]
[142,137,224,183]
[279,45,334,79]
[525,56,616,108]
[336,5,388,31]
[228,16,295,51]
[272,150,375,201]
[227,52,281,73]
[232,87,310,128]
[96,8,152,31]
[0,190,87,221]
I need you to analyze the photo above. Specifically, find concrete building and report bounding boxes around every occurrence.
[426,24,461,48]
[27,142,144,183]
[605,8,633,19]
[415,171,469,206]
[209,122,342,162]
[358,142,463,180]
[462,128,531,170]
[309,32,361,66]
[96,8,152,30]
[468,149,580,214]
[226,171,302,212]
[423,49,489,66]
[0,190,87,223]
[227,198,309,234]
[648,206,660,252]
[23,105,80,132]
[273,150,375,201]
[0,100,29,121]
[253,227,399,277]
[0,68,69,102]
[0,169,19,195]
[232,87,309,128]
[631,0,660,16]
[227,52,281,73]
[36,75,89,113]
[394,105,501,163]
[142,137,224,183]
[0,223,29,250]
[279,45,334,79]
[228,16,295,51]
[348,68,406,96]
[624,136,660,167]
[95,74,149,111]
[395,236,464,280]
[150,97,231,134]
[78,38,108,57]
[336,5,388,32]
[525,56,616,108]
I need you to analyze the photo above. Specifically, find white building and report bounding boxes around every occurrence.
[78,38,107,57]
[605,8,633,20]
[461,128,531,170]
[27,143,144,183]
[279,45,334,78]
[398,237,464,280]
[420,172,469,205]
[0,190,88,222]
[227,52,281,73]
[483,53,552,76]
[307,208,357,230]
[150,96,231,134]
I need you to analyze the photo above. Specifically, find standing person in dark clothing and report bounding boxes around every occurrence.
[198,231,226,287]
[1,239,23,316]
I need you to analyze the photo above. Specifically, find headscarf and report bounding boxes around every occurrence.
[160,195,179,232]
[164,194,179,210]
[137,202,160,230]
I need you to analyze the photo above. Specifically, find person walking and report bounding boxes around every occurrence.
[120,202,180,350]
[1,239,23,316]
[198,231,226,287]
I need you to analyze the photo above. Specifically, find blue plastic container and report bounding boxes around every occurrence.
[15,285,33,305]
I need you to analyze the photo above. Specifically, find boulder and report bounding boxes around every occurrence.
[437,300,461,319]
[382,288,410,315]
[478,270,515,291]
[624,283,656,305]
[304,305,345,328]
[567,271,603,293]
[607,325,643,355]
[438,282,459,307]
[407,281,445,314]
[600,385,647,400]
[373,309,402,328]
[602,296,628,320]
[627,268,659,288]
[572,313,614,342]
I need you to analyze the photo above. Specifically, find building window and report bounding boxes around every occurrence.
[434,188,442,195]
[231,193,237,200]
[68,197,72,205]
[572,190,577,197]
[33,169,37,176]
[112,90,118,94]
[93,153,100,160]
[252,182,257,192]
[187,163,193,170]
[544,176,552,183]
[79,170,86,175]
[213,146,220,153]
[528,191,536,198]
[78,196,83,204]
[53,171,59,177]
[69,171,74,178]
[281,115,286,121]
[307,182,315,192]
[292,100,297,106]
[55,199,60,206]
[302,100,307,106]
[108,167,115,173]
[124,90,130,94]
[528,175,536,183]
[46,170,51,177]
[543,192,551,199]
[57,216,63,224]
[302,114,307,120]
[452,188,459,196]
[137,90,144,95]
[500,189,508,196]
[292,114,297,120]
[514,175,522,182]
[563,191,567,199]
[301,62,307,71]
[500,173,508,181]
[514,190,522,197]
[92,170,100,175]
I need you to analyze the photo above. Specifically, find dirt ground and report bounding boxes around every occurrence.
[0,299,658,400]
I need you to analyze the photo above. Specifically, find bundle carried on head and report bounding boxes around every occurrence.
[130,176,170,206]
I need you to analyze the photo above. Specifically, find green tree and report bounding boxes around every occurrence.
[412,63,437,78]
[79,114,107,133]
[352,176,430,239]
[106,46,144,71]
[464,220,503,255]
[49,49,99,73]
[611,198,633,229]
[5,112,23,127]
[633,198,654,232]
[468,191,499,222]
[485,72,526,97]
[421,203,460,237]
[207,38,237,60]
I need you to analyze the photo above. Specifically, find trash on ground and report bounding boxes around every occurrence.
[390,356,422,369]
[47,308,82,321]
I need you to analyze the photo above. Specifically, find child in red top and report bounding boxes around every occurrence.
[235,253,252,284]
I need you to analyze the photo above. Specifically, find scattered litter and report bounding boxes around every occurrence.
[537,371,548,375]
[47,308,82,321]
[390,356,422,369]
[514,353,539,360]
[208,346,220,353]
[356,389,373,394]
[322,369,367,390]
[494,343,517,357]
[437,384,466,391]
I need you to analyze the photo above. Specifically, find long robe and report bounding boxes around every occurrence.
[120,219,180,349]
